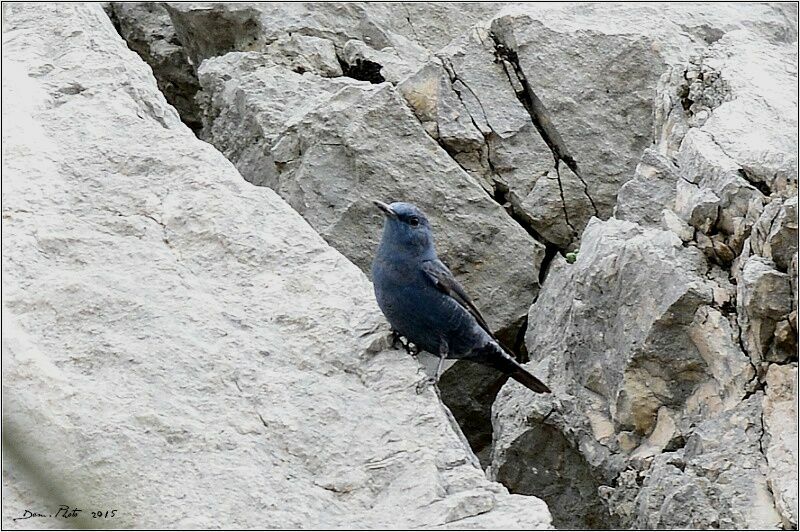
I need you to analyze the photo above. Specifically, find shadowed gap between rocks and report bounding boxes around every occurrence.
[435,33,601,473]
[493,424,621,530]
[438,311,533,468]
[106,3,387,134]
[105,3,205,133]
[393,53,563,465]
[336,56,386,84]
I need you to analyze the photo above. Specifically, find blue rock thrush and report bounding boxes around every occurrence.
[371,200,550,393]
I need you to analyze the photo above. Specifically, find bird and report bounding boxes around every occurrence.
[371,200,551,394]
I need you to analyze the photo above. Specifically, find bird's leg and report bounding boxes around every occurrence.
[434,349,447,382]
[416,340,448,394]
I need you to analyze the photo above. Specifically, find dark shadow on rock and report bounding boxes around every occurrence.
[493,424,620,530]
[438,361,509,467]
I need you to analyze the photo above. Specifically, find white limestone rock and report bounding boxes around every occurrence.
[1,4,552,529]
[762,364,799,529]
[737,256,794,366]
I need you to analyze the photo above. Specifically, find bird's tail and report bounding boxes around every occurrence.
[474,342,551,394]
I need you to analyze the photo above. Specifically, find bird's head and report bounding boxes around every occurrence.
[373,200,435,257]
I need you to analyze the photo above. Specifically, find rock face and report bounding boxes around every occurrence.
[762,364,799,529]
[5,2,798,531]
[629,395,780,529]
[490,3,798,530]
[159,2,551,454]
[491,219,741,528]
[1,4,552,529]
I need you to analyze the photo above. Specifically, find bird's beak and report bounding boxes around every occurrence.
[373,200,397,218]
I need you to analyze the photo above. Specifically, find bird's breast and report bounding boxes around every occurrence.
[372,257,478,355]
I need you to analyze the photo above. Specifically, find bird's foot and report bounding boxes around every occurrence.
[390,330,403,349]
[415,375,438,395]
[390,330,420,356]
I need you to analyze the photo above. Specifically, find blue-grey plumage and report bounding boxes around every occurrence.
[371,200,550,393]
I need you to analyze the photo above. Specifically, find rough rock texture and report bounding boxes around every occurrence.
[629,395,781,529]
[737,256,794,366]
[161,2,510,95]
[615,148,682,227]
[491,3,798,530]
[1,4,552,529]
[135,4,552,466]
[762,364,799,529]
[6,3,798,531]
[491,219,740,528]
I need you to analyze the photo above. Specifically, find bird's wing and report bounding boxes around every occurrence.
[421,259,495,339]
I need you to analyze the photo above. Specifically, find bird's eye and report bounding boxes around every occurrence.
[409,216,420,227]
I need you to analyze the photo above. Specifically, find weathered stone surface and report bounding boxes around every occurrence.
[653,4,797,159]
[661,209,695,243]
[484,2,792,245]
[2,4,552,529]
[688,305,756,407]
[519,165,592,248]
[490,206,796,528]
[196,49,546,338]
[195,51,359,187]
[7,3,798,531]
[675,177,722,234]
[163,2,459,78]
[364,3,509,52]
[736,196,799,365]
[491,218,744,528]
[697,30,798,193]
[614,149,681,227]
[632,396,782,529]
[737,256,794,366]
[341,38,420,84]
[659,23,798,273]
[398,25,556,206]
[491,398,618,530]
[750,195,799,272]
[676,128,766,253]
[489,4,797,525]
[401,4,690,248]
[263,33,343,77]
[392,3,794,250]
[528,219,720,435]
[762,364,799,529]
[160,2,551,479]
[489,6,672,228]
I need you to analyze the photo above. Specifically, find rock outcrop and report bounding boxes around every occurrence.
[490,3,797,530]
[1,4,551,528]
[4,2,797,530]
